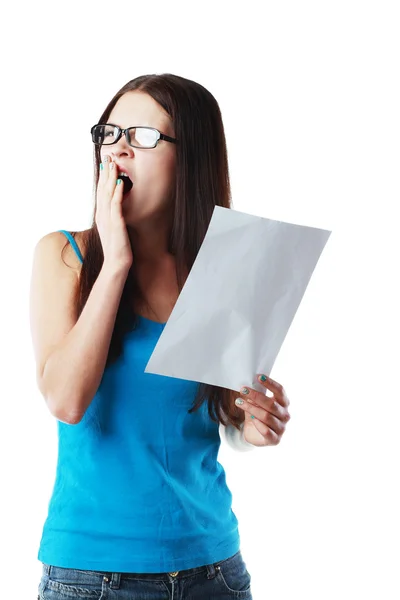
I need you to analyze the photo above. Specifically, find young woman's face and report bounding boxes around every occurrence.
[101,90,177,223]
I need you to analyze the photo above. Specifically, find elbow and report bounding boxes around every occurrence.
[44,389,83,425]
[52,400,83,425]
[37,363,83,425]
[56,409,83,425]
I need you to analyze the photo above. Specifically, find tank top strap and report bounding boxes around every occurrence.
[58,230,84,264]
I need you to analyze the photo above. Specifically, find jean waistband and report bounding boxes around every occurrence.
[41,551,241,583]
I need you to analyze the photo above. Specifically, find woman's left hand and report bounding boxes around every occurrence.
[235,375,291,447]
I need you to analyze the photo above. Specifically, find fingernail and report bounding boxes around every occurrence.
[259,375,267,382]
[235,398,244,406]
[241,387,250,395]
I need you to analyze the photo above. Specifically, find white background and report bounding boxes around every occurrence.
[1,1,399,598]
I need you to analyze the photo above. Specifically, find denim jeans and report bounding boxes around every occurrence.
[37,549,253,599]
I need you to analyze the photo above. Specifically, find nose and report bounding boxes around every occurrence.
[110,148,132,160]
[110,136,134,160]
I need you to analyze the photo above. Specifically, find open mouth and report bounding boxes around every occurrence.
[118,173,133,193]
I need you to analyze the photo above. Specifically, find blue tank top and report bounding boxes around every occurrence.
[37,230,241,572]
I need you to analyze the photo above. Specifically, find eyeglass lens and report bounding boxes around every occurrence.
[92,125,158,148]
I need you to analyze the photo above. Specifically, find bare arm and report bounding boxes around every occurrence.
[30,232,130,424]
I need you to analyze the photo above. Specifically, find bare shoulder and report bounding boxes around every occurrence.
[41,229,89,278]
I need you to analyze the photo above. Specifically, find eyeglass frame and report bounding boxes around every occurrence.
[91,123,178,149]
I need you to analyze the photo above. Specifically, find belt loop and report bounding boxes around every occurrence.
[43,564,51,576]
[109,572,121,589]
[206,563,219,579]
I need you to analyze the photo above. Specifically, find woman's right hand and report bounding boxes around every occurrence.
[95,155,133,272]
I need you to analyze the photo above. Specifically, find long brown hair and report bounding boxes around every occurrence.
[64,73,244,431]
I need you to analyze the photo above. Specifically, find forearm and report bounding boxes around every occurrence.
[41,264,129,424]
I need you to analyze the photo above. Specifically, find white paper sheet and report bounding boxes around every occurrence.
[145,206,331,395]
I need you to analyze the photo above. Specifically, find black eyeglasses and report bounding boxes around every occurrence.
[91,123,177,149]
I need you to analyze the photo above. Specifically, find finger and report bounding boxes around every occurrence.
[98,154,113,197]
[256,375,290,408]
[99,156,122,209]
[99,154,117,184]
[265,399,290,423]
[106,158,118,193]
[239,384,272,407]
[242,407,281,445]
[235,398,286,437]
[99,154,110,182]
[110,178,124,217]
[240,386,289,422]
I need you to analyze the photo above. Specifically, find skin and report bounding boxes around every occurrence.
[100,90,177,271]
[236,375,291,447]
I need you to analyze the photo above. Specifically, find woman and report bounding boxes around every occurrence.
[31,73,290,599]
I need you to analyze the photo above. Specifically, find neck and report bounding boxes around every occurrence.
[127,218,173,266]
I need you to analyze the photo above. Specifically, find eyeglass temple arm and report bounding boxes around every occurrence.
[159,133,177,144]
